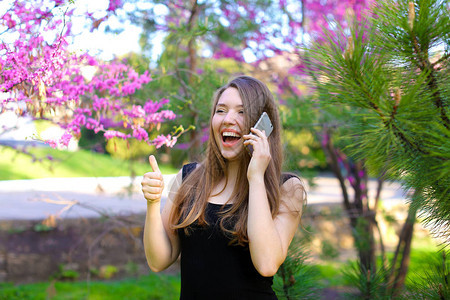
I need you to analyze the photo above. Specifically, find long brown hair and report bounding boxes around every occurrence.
[170,75,283,245]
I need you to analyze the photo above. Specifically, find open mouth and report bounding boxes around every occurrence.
[221,131,242,146]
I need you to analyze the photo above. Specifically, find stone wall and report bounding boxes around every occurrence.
[0,215,158,283]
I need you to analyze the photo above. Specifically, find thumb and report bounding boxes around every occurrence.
[148,155,161,173]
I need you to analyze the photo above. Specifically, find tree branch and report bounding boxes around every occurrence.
[410,32,450,130]
[346,61,431,156]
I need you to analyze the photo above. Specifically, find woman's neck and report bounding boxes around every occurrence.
[225,160,240,183]
[208,160,241,203]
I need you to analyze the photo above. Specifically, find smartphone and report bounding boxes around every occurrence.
[253,112,273,137]
[246,112,273,154]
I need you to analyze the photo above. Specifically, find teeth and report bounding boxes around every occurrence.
[222,131,240,137]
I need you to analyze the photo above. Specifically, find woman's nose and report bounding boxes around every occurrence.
[223,111,238,124]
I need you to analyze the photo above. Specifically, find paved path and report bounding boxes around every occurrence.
[0,174,407,221]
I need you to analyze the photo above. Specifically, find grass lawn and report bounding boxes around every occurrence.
[0,146,178,180]
[0,274,181,300]
[313,234,444,289]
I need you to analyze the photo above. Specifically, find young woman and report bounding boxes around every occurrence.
[141,75,305,299]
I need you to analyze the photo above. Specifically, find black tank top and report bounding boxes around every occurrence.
[178,163,295,300]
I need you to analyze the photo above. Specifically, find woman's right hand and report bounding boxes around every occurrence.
[142,156,181,272]
[141,155,165,203]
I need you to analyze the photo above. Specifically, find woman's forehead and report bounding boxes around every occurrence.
[216,87,243,106]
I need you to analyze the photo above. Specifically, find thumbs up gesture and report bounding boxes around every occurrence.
[141,155,164,203]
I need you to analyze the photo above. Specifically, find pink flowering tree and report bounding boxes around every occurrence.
[0,0,180,151]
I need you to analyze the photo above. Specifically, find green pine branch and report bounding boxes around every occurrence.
[305,0,450,243]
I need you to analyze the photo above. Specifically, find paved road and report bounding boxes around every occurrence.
[0,174,406,221]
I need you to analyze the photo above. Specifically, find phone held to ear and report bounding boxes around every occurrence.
[246,112,273,155]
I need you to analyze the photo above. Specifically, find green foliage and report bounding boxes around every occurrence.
[105,137,155,160]
[0,282,47,300]
[7,226,27,234]
[52,264,80,281]
[32,224,54,232]
[353,217,372,253]
[120,52,151,75]
[403,250,450,300]
[314,263,350,287]
[283,130,326,170]
[124,261,139,276]
[320,240,340,260]
[342,262,391,300]
[274,236,321,299]
[381,209,397,226]
[281,95,328,181]
[78,128,107,154]
[98,265,118,280]
[305,0,450,243]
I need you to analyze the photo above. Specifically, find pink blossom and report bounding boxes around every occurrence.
[360,183,366,191]
[3,13,17,28]
[152,134,177,149]
[45,140,58,149]
[124,105,146,119]
[133,128,149,141]
[348,176,355,186]
[213,43,245,62]
[104,130,131,140]
[107,0,123,13]
[1,0,179,150]
[59,132,73,147]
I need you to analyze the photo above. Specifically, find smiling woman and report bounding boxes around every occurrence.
[141,75,306,300]
[212,87,245,160]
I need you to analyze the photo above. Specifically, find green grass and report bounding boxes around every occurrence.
[314,262,350,287]
[0,146,178,180]
[0,274,181,300]
[313,235,443,289]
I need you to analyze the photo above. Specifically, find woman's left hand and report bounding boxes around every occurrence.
[243,128,271,180]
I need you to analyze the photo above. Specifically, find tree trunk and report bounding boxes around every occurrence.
[186,0,202,162]
[321,129,376,272]
[388,203,418,296]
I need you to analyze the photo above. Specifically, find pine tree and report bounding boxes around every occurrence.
[305,0,449,245]
[274,235,321,299]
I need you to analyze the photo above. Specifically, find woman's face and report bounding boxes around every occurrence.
[212,87,246,161]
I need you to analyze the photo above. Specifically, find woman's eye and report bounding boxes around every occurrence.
[216,109,224,113]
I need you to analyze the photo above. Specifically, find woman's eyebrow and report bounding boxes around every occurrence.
[216,103,244,108]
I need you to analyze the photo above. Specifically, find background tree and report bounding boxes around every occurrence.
[306,0,449,246]
[0,0,179,152]
[305,0,449,295]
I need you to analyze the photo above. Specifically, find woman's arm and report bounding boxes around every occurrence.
[244,129,304,277]
[142,155,182,272]
[247,176,303,277]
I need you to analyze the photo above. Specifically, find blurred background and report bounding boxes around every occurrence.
[1,0,449,299]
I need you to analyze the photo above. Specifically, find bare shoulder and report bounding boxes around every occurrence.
[167,162,201,203]
[279,176,306,215]
[166,168,183,202]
